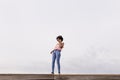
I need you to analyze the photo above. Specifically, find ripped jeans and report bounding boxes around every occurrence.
[52,49,61,73]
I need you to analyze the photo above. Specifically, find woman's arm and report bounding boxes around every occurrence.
[62,42,64,48]
[60,42,64,48]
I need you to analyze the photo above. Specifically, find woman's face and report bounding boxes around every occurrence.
[57,38,62,42]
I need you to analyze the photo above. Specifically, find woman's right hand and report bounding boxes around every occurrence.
[50,51,52,54]
[50,50,54,54]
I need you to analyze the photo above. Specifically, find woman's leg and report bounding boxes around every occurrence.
[52,51,56,73]
[56,51,61,73]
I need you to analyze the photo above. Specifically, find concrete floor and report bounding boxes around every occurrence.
[0,74,120,80]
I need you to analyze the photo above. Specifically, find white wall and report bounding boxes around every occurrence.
[0,0,120,74]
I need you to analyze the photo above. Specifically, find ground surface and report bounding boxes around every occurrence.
[0,74,120,80]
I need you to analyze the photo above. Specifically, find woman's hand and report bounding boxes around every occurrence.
[50,50,54,54]
[50,51,52,54]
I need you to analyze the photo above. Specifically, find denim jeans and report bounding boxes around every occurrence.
[52,49,61,73]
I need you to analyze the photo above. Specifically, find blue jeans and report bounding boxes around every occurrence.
[52,49,61,73]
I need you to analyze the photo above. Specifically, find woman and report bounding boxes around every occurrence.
[50,35,64,74]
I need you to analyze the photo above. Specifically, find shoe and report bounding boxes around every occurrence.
[58,72,60,74]
[51,72,54,74]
